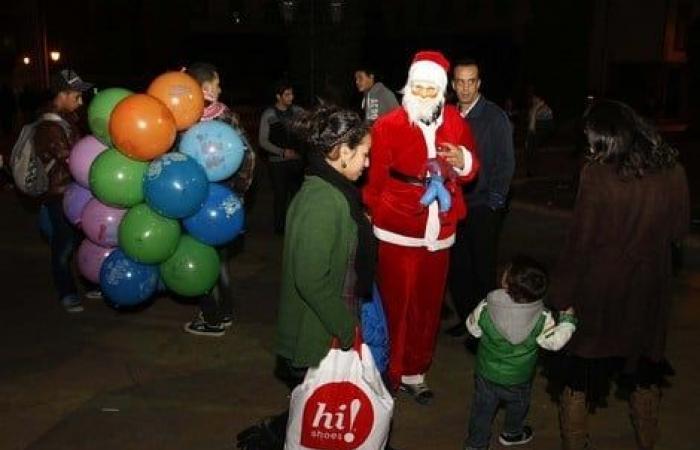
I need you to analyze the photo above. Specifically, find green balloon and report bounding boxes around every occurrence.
[89,149,147,207]
[160,235,220,297]
[118,204,181,264]
[88,88,133,146]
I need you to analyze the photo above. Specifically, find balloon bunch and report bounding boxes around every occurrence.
[63,72,246,308]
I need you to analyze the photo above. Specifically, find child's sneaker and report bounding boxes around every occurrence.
[61,295,84,313]
[498,426,533,446]
[84,290,103,300]
[184,314,225,337]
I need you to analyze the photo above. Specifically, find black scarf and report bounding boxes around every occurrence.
[307,152,376,299]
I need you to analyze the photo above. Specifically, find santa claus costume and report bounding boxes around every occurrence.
[363,51,479,400]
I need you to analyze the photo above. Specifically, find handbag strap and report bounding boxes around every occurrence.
[329,325,364,356]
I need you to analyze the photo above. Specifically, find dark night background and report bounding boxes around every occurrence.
[1,4,700,448]
[1,0,699,122]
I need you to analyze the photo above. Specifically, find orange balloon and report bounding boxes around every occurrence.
[147,71,204,130]
[109,94,177,161]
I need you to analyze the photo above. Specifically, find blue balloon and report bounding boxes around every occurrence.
[144,153,209,218]
[183,183,245,246]
[179,121,245,182]
[99,249,159,306]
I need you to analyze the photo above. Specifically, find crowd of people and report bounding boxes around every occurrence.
[9,47,690,450]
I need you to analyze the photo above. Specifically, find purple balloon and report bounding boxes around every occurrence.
[69,135,108,188]
[63,183,93,226]
[81,198,127,247]
[77,239,115,284]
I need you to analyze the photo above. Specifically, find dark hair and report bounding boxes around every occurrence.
[185,62,218,85]
[355,65,377,78]
[291,104,369,157]
[453,58,480,75]
[504,255,549,303]
[274,80,294,98]
[584,99,678,179]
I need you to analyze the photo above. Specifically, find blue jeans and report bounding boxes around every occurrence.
[465,374,532,450]
[40,199,78,300]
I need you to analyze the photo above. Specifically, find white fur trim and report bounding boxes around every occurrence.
[408,60,447,92]
[401,374,425,384]
[373,226,455,251]
[454,146,473,176]
[415,119,444,248]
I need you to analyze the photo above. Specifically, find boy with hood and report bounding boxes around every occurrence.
[463,255,576,449]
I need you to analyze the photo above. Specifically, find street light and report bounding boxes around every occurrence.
[279,0,297,25]
[23,56,31,65]
[278,0,348,102]
[50,51,61,62]
[329,0,345,25]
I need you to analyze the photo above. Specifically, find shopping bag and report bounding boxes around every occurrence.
[284,331,394,450]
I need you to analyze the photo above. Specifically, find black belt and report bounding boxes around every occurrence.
[389,169,427,187]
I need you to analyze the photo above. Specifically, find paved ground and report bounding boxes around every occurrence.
[1,162,699,450]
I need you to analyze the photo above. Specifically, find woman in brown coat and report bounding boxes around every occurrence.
[549,100,690,450]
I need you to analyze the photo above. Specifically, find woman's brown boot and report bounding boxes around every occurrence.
[559,387,589,450]
[629,385,660,450]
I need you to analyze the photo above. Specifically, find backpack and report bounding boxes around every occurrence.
[10,113,69,196]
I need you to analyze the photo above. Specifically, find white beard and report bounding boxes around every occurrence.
[402,91,444,126]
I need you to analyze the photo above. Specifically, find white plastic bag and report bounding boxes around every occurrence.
[284,335,394,450]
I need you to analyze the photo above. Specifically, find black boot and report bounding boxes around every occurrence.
[236,411,288,450]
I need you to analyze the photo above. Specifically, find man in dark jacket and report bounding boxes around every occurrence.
[35,69,92,313]
[446,59,515,336]
[258,81,304,235]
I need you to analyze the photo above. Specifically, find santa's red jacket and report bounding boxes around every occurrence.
[363,104,479,250]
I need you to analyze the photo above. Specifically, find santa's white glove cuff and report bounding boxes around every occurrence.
[454,146,472,176]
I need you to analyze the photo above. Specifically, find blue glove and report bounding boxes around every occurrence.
[420,176,452,212]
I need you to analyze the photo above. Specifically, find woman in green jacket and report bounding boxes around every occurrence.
[237,104,374,450]
[276,104,374,375]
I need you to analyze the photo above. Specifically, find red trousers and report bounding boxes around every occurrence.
[376,241,450,388]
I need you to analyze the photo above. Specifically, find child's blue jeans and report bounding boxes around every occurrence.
[465,374,532,449]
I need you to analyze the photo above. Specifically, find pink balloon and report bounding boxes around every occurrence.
[77,239,114,284]
[63,182,93,226]
[69,135,108,188]
[81,199,127,247]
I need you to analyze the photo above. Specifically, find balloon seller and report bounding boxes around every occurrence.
[181,62,256,336]
[33,69,94,313]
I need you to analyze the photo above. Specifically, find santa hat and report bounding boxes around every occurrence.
[407,50,450,92]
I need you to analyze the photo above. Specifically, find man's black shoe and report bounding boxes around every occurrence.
[445,322,467,337]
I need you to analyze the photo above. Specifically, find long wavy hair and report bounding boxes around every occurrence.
[583,100,678,179]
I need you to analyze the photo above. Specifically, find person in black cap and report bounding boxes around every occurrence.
[34,68,93,313]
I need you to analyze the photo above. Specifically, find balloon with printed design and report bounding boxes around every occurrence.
[81,199,127,247]
[88,88,133,145]
[147,71,204,131]
[77,239,114,284]
[179,120,245,181]
[118,204,181,264]
[68,135,107,187]
[183,183,244,246]
[99,249,159,306]
[144,152,209,218]
[89,148,148,208]
[160,235,220,296]
[109,94,177,161]
[62,182,93,226]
